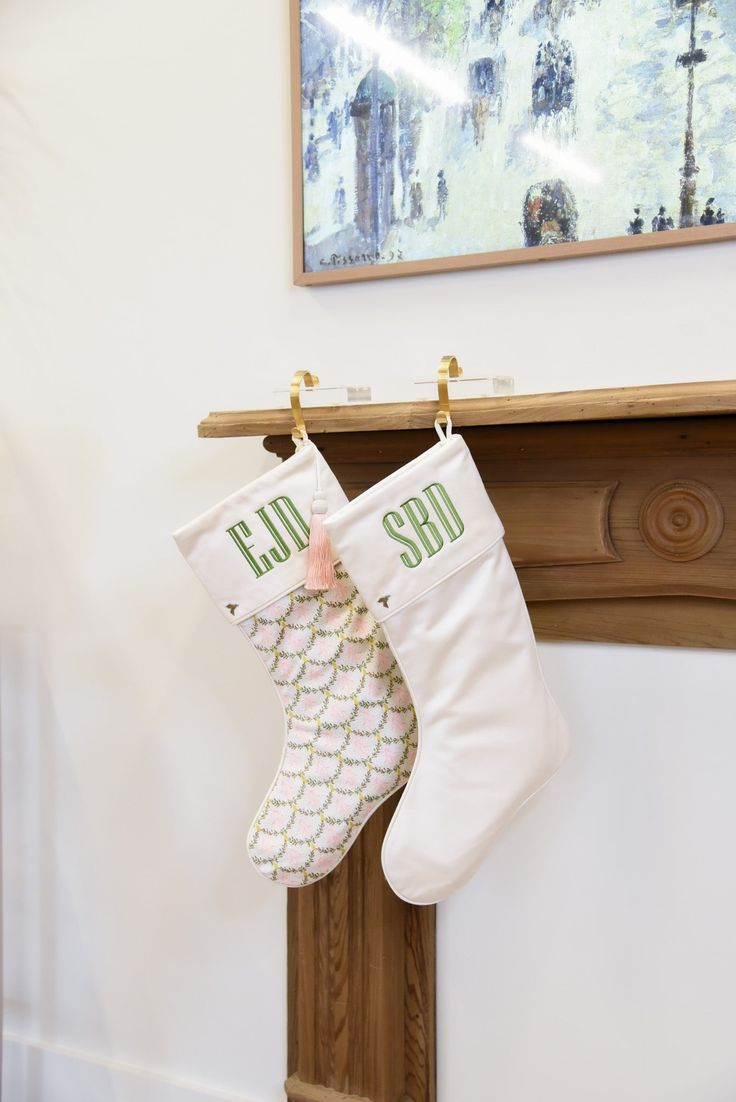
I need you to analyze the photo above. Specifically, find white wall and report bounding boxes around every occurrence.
[440,644,736,1102]
[0,3,734,1101]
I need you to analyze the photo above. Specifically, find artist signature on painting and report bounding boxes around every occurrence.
[320,249,404,267]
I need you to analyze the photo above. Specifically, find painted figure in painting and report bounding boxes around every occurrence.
[700,198,726,226]
[333,177,347,224]
[467,56,503,146]
[627,207,644,235]
[299,0,735,274]
[398,95,424,214]
[436,170,449,221]
[652,206,675,232]
[409,172,424,222]
[304,133,320,182]
[531,40,575,127]
[523,179,577,245]
[480,0,508,40]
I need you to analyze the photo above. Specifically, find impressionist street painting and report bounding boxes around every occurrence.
[298,0,736,273]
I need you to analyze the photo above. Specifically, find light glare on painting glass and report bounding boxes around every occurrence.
[521,132,602,185]
[322,5,468,106]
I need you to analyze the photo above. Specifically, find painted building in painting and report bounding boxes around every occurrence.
[350,69,397,247]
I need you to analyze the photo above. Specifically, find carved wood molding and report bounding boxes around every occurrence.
[529,596,736,649]
[488,480,620,567]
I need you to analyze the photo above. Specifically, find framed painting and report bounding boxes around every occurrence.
[291,0,736,285]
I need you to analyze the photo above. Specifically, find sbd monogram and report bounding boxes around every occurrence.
[382,483,464,568]
[226,496,309,578]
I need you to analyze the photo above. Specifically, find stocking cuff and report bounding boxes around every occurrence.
[324,433,504,624]
[174,442,348,623]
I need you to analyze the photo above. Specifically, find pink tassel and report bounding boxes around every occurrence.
[305,490,336,592]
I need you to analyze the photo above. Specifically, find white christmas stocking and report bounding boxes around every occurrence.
[324,426,570,905]
[174,441,417,887]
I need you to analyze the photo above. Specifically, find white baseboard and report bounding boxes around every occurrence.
[3,1034,272,1102]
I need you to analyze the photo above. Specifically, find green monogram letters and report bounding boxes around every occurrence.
[382,482,464,569]
[227,496,310,579]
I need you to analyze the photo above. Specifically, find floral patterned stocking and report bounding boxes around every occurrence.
[244,570,416,886]
[174,440,418,889]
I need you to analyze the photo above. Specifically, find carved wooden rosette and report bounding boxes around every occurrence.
[639,479,724,562]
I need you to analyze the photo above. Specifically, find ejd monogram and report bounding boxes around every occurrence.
[227,496,309,579]
[382,483,464,569]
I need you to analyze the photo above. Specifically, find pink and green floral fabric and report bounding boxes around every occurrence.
[244,569,417,887]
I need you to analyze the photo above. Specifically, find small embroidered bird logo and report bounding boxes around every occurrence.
[226,603,239,616]
[378,595,390,609]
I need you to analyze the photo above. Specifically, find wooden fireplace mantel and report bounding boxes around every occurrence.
[200,378,736,438]
[198,379,735,1102]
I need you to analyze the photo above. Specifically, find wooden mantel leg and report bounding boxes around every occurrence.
[286,794,436,1102]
